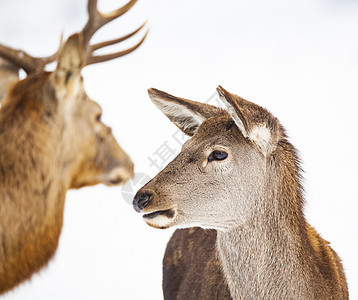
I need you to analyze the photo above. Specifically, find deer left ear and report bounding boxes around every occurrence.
[217,85,281,156]
[148,88,222,136]
[55,34,83,87]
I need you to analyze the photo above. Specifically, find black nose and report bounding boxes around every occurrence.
[133,192,152,212]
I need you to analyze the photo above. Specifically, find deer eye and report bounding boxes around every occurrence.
[208,151,228,162]
[96,113,102,122]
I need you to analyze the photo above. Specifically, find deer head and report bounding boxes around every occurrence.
[133,86,292,230]
[0,0,148,189]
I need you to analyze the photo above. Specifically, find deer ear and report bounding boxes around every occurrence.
[217,85,280,155]
[55,34,83,86]
[148,88,222,136]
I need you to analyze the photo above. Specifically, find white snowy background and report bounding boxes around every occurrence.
[0,0,358,299]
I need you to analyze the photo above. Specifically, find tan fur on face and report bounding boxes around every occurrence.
[140,112,267,231]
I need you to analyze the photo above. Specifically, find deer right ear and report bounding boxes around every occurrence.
[217,85,281,156]
[148,88,221,136]
[55,34,83,86]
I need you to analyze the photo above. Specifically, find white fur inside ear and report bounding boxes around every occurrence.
[249,125,271,154]
[151,96,206,134]
[218,93,272,154]
[218,94,248,138]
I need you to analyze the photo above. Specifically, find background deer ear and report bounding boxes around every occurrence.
[148,88,222,136]
[55,34,83,86]
[217,85,281,155]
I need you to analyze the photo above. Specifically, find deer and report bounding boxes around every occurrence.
[133,87,349,299]
[0,0,147,294]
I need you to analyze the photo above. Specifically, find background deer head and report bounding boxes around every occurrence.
[0,0,148,188]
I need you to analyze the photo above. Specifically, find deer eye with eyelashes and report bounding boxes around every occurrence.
[208,151,228,162]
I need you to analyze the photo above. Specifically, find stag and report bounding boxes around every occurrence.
[0,0,146,294]
[133,87,348,299]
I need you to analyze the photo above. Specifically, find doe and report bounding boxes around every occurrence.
[134,87,348,299]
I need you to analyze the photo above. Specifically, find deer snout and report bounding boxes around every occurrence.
[121,156,134,179]
[133,188,178,229]
[101,155,134,186]
[133,191,152,212]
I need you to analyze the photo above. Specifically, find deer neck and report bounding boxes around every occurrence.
[216,155,313,299]
[0,116,71,215]
[0,112,67,293]
[216,219,309,299]
[0,106,71,290]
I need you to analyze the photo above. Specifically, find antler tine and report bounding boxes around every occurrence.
[0,44,56,74]
[87,30,148,66]
[82,0,139,48]
[103,0,139,23]
[90,21,146,52]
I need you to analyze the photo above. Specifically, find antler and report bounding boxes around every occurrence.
[0,44,56,74]
[0,0,147,73]
[85,21,148,66]
[81,0,147,66]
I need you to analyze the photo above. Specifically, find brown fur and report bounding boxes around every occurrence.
[0,67,133,294]
[163,228,231,299]
[0,33,135,295]
[134,87,349,299]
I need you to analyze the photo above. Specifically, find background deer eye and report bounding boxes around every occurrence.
[208,151,228,162]
[96,113,102,122]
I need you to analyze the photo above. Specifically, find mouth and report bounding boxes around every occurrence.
[142,208,177,229]
[109,178,123,185]
[104,174,131,186]
[102,167,133,186]
[103,177,124,186]
[143,209,176,219]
